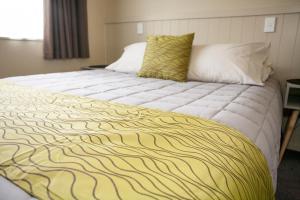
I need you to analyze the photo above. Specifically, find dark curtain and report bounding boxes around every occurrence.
[44,0,89,59]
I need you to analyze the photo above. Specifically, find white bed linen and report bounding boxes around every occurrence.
[1,69,283,199]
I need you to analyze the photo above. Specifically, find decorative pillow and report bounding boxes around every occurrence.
[106,42,147,73]
[138,33,195,82]
[187,43,272,85]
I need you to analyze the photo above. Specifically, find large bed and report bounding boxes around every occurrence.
[0,69,282,200]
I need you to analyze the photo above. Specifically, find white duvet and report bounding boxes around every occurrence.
[1,69,282,199]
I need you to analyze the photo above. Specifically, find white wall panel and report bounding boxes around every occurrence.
[106,13,300,85]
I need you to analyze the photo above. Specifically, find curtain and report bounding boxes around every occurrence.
[44,0,89,59]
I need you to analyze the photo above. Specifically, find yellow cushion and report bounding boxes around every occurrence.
[138,33,194,82]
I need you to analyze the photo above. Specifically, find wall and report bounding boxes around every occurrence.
[106,13,300,84]
[106,0,300,23]
[105,0,300,84]
[0,0,107,78]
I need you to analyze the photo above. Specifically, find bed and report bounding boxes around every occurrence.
[0,69,282,200]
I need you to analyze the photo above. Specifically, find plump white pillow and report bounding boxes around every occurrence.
[106,42,146,73]
[187,43,272,85]
[106,42,272,85]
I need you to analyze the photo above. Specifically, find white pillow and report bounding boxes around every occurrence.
[106,42,146,73]
[187,43,272,85]
[106,42,272,85]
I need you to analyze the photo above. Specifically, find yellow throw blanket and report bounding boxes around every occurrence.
[0,82,273,200]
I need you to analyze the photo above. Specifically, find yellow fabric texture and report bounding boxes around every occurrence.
[0,82,274,200]
[138,33,194,82]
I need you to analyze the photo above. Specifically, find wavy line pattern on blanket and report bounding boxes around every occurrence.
[0,82,273,200]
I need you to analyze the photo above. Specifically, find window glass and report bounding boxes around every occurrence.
[0,0,43,40]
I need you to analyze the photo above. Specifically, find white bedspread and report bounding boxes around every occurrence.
[1,69,283,199]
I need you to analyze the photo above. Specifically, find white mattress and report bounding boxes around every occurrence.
[1,69,283,199]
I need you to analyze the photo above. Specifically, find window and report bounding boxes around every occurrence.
[0,0,43,40]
